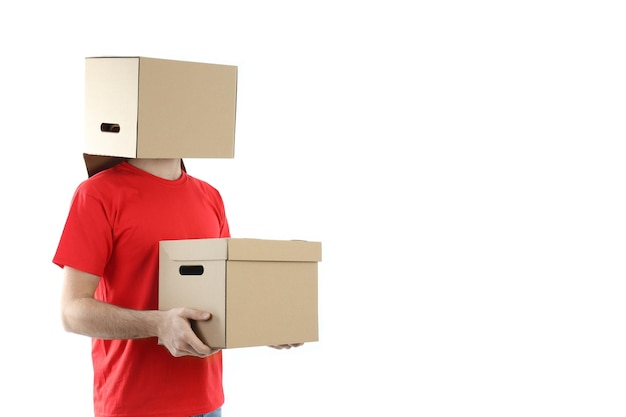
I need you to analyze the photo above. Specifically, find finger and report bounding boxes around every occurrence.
[169,340,199,358]
[184,333,214,357]
[269,343,304,350]
[171,340,212,357]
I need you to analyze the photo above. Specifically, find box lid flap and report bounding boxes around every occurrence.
[83,153,187,178]
[160,238,322,262]
[83,153,129,177]
[226,238,322,262]
[160,238,228,261]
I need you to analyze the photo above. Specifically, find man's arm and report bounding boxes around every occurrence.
[60,266,216,358]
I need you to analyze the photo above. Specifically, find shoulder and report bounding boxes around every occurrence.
[186,173,221,194]
[184,174,227,207]
[73,163,137,200]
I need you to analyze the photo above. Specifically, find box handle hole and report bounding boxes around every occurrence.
[100,123,120,133]
[179,265,204,276]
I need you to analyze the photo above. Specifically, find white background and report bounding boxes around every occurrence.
[1,1,626,416]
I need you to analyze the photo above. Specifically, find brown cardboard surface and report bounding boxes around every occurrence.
[84,56,237,176]
[159,238,321,349]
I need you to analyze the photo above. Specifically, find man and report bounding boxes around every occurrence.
[55,158,228,416]
[57,57,301,417]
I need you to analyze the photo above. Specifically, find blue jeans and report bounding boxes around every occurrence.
[191,408,221,417]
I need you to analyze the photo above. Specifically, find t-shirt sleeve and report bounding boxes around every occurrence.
[52,183,113,277]
[218,192,231,239]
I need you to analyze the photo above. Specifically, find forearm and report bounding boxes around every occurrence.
[62,297,163,340]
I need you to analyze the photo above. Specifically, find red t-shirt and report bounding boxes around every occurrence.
[53,162,229,417]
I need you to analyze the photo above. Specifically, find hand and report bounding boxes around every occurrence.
[158,308,218,358]
[269,343,304,350]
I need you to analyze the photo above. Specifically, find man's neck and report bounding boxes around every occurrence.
[127,158,183,180]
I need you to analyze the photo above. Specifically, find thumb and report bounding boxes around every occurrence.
[184,309,212,321]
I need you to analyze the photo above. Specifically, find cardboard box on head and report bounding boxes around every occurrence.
[83,56,238,177]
